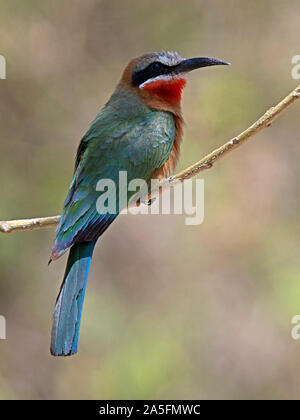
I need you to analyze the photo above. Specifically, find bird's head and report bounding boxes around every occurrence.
[120,51,229,113]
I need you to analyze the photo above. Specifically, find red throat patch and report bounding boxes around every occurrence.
[142,77,187,104]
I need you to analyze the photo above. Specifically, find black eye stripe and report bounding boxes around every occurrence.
[132,61,176,87]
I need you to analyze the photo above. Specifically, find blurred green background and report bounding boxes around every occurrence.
[1,0,300,399]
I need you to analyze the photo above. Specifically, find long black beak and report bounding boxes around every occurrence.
[175,57,230,74]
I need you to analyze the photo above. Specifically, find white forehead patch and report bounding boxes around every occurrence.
[157,50,184,66]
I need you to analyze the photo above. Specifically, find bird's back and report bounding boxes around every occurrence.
[51,87,175,259]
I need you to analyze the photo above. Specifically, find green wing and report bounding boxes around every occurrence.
[52,105,175,258]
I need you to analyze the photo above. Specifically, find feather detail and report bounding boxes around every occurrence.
[51,241,96,356]
[151,112,184,179]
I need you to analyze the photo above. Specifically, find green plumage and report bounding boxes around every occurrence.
[51,85,175,355]
[52,86,175,258]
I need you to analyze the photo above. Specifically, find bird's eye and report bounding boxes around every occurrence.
[152,62,162,71]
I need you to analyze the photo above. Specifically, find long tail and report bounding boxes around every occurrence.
[50,241,96,356]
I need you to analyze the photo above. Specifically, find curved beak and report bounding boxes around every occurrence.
[175,57,230,74]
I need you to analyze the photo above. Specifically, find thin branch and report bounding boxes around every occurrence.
[0,216,61,233]
[1,84,300,234]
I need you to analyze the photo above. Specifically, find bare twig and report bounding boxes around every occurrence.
[0,216,61,233]
[1,84,299,234]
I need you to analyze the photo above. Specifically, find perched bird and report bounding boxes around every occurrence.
[50,51,228,356]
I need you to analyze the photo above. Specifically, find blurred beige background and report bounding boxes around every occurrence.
[0,0,300,399]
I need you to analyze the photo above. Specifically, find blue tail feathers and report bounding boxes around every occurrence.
[50,241,96,356]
